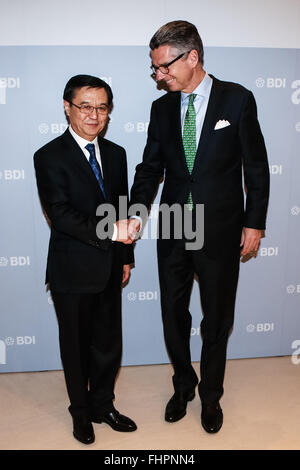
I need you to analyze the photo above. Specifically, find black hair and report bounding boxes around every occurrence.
[63,74,113,105]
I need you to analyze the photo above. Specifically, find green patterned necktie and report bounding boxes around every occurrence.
[183,93,197,210]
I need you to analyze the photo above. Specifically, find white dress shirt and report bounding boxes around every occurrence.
[68,125,119,241]
[133,74,213,235]
[68,125,103,172]
[181,72,213,144]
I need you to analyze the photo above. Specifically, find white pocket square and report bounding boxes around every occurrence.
[214,119,230,130]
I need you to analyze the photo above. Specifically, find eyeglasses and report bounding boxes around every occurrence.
[150,51,189,75]
[68,101,109,115]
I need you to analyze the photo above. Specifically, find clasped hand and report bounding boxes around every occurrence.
[115,219,141,244]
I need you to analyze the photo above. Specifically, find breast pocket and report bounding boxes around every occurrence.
[211,122,238,152]
[213,123,234,135]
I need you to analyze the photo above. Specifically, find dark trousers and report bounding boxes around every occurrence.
[51,261,123,418]
[158,238,240,404]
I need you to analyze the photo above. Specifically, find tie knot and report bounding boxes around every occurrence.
[188,94,196,106]
[85,143,95,156]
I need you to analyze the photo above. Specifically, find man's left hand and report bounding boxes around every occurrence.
[122,264,131,284]
[240,227,262,256]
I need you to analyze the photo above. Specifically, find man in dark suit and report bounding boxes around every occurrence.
[128,21,269,433]
[34,75,137,444]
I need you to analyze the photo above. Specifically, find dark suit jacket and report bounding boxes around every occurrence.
[34,129,133,293]
[130,75,270,255]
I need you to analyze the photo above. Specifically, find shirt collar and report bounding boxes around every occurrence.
[69,125,98,150]
[181,72,212,103]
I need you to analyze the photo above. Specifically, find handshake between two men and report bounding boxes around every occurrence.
[115,218,141,245]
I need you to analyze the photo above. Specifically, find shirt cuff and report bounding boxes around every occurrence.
[112,223,117,241]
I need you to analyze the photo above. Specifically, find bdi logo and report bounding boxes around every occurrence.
[266,78,286,88]
[259,247,279,257]
[191,327,200,336]
[286,285,300,294]
[15,336,36,345]
[269,165,282,175]
[4,336,35,346]
[39,123,68,135]
[124,122,149,133]
[11,256,30,266]
[0,256,30,267]
[0,340,5,365]
[0,77,20,104]
[0,336,36,365]
[127,291,158,301]
[0,170,25,181]
[247,323,275,333]
[256,77,286,88]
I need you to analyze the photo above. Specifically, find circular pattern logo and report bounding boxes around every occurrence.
[0,257,8,267]
[286,285,295,294]
[256,78,265,88]
[5,337,14,346]
[127,292,137,302]
[291,206,300,216]
[246,324,255,333]
[39,123,49,134]
[124,122,135,133]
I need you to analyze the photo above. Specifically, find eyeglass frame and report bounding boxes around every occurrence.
[67,101,110,115]
[150,51,190,75]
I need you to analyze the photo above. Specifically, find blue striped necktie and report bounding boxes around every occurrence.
[85,143,106,199]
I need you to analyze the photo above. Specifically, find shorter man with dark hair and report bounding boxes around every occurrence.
[34,75,137,444]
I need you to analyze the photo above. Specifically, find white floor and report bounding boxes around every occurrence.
[0,357,299,450]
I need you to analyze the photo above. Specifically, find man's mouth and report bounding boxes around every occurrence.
[166,78,175,85]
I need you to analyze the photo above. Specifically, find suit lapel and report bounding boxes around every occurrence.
[98,137,112,201]
[192,76,223,174]
[168,92,191,177]
[61,129,107,201]
[170,77,224,177]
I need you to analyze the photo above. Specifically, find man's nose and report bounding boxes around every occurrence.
[89,107,98,118]
[155,69,167,81]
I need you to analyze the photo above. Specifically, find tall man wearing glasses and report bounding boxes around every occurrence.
[34,75,137,444]
[129,21,269,433]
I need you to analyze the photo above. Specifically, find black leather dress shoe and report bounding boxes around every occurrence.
[201,402,223,433]
[92,409,137,432]
[165,390,195,423]
[72,416,95,444]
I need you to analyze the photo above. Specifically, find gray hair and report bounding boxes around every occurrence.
[149,20,204,65]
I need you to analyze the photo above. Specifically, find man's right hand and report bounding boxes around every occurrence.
[115,219,133,244]
[115,218,141,244]
[128,218,141,242]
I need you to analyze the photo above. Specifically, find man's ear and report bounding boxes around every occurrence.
[188,49,199,68]
[63,100,70,117]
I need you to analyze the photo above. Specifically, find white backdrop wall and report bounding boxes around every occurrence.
[0,0,300,372]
